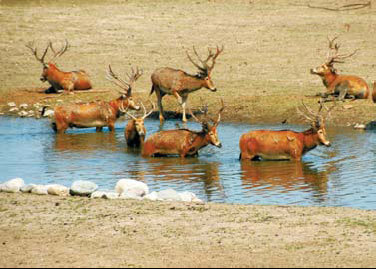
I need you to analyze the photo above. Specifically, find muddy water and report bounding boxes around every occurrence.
[0,117,375,210]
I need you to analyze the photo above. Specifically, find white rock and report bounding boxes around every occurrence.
[354,123,366,130]
[31,185,49,195]
[157,189,182,201]
[33,103,41,108]
[115,179,149,197]
[18,111,28,117]
[19,104,28,109]
[103,192,120,200]
[1,178,24,193]
[47,184,70,196]
[8,102,16,107]
[43,110,54,117]
[90,191,107,199]
[192,197,205,204]
[119,192,143,200]
[20,184,37,193]
[9,107,19,112]
[143,191,161,201]
[70,180,98,196]
[179,191,198,202]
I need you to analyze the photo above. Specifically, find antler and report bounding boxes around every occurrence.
[142,100,155,120]
[213,98,225,126]
[326,35,358,65]
[297,100,336,125]
[48,39,69,63]
[106,65,143,96]
[25,41,49,65]
[189,98,225,126]
[186,45,224,75]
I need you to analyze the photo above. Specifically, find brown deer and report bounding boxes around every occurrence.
[239,101,334,161]
[150,45,224,123]
[124,101,155,148]
[26,40,92,94]
[310,35,374,102]
[49,65,141,134]
[142,99,225,158]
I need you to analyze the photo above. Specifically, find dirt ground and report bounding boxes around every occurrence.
[0,193,375,268]
[1,0,376,125]
[1,0,376,267]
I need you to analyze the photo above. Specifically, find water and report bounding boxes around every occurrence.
[0,116,375,210]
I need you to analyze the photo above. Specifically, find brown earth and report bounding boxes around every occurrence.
[0,192,375,268]
[1,0,376,267]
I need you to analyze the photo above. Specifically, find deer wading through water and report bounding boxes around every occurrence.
[239,101,335,161]
[124,101,155,148]
[26,40,92,94]
[150,45,224,124]
[142,99,225,158]
[48,65,141,134]
[310,35,375,102]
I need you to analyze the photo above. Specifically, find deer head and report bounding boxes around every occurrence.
[311,35,359,77]
[106,65,142,111]
[124,100,155,137]
[297,100,335,147]
[26,40,69,82]
[189,98,225,148]
[186,45,224,91]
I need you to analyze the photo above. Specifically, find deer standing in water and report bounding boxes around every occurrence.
[124,101,155,148]
[142,99,225,158]
[150,46,224,123]
[239,101,334,161]
[50,65,141,134]
[310,35,374,102]
[26,40,92,94]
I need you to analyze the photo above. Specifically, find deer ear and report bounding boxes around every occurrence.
[202,122,210,132]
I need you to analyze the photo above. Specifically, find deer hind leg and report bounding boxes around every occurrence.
[155,87,165,124]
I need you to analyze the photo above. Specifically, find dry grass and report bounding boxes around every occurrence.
[1,0,376,124]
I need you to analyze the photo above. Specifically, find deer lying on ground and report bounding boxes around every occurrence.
[26,40,92,94]
[150,45,224,123]
[49,65,141,134]
[239,101,334,161]
[142,99,225,158]
[125,101,155,148]
[310,36,374,102]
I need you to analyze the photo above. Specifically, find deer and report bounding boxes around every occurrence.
[26,40,92,94]
[239,101,334,161]
[49,65,141,134]
[310,35,374,102]
[142,99,225,158]
[150,45,224,124]
[124,101,155,148]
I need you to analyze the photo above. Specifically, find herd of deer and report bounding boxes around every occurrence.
[26,36,375,161]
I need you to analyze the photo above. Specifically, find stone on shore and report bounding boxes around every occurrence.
[20,184,37,193]
[70,180,98,197]
[47,184,70,196]
[31,185,49,195]
[157,189,182,201]
[0,178,25,193]
[115,179,149,197]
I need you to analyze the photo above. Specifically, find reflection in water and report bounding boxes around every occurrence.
[240,161,328,196]
[54,132,120,153]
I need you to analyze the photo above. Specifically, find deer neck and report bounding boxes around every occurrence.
[301,128,319,153]
[322,71,338,88]
[46,63,63,82]
[189,131,209,150]
[108,99,123,119]
[183,75,206,91]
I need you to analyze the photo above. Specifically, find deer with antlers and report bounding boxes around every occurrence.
[124,101,155,148]
[142,99,225,158]
[310,35,374,102]
[48,65,141,134]
[150,45,224,124]
[239,101,334,161]
[26,40,92,94]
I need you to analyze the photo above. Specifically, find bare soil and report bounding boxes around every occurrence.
[1,0,376,267]
[0,193,375,268]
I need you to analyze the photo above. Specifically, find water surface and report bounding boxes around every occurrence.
[0,117,375,210]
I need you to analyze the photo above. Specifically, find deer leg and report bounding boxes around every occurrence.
[337,86,348,102]
[155,89,165,124]
[108,123,115,132]
[181,95,188,122]
[172,90,183,105]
